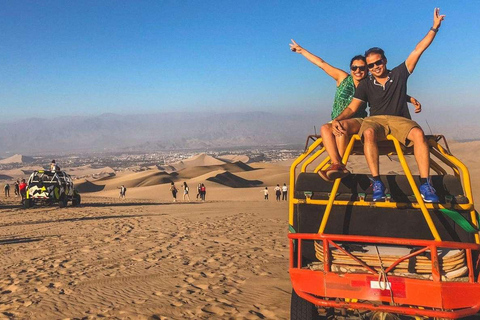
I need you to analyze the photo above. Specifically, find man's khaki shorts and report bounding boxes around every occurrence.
[328,118,364,125]
[358,115,420,147]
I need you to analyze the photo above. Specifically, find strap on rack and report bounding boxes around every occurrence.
[439,208,479,233]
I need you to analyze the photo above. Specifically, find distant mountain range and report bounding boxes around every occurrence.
[0,112,319,155]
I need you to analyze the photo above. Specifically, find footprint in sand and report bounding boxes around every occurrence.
[35,286,48,293]
[132,299,146,304]
[252,304,277,319]
[201,304,225,317]
[2,284,19,294]
[171,300,183,307]
[23,300,33,307]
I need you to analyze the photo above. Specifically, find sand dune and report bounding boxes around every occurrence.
[218,154,250,163]
[0,154,34,164]
[176,161,253,179]
[0,166,45,182]
[75,179,106,193]
[65,165,115,179]
[171,153,227,170]
[207,171,262,188]
[83,170,177,191]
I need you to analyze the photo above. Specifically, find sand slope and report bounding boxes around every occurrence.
[0,197,290,319]
[0,154,35,164]
[171,154,227,171]
[207,171,263,188]
[218,155,250,164]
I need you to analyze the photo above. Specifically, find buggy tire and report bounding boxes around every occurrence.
[290,289,323,320]
[23,199,32,209]
[59,196,68,208]
[72,194,81,207]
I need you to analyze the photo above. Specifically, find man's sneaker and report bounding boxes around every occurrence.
[318,163,350,181]
[419,181,440,203]
[371,179,386,202]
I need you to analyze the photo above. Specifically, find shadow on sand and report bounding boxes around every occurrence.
[0,212,170,228]
[80,201,204,208]
[0,201,205,210]
[0,237,44,246]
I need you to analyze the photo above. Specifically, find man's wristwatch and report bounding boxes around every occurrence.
[430,27,439,33]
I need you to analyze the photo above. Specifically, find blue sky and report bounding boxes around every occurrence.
[0,1,479,127]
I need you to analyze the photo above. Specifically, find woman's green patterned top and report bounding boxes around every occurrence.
[330,75,367,120]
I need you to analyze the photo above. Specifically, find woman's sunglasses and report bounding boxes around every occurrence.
[351,65,366,72]
[367,59,384,69]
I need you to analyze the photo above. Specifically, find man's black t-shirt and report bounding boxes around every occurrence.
[353,62,411,119]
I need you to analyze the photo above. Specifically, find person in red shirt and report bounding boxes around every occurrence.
[19,179,27,202]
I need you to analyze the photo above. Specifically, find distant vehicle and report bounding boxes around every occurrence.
[25,170,81,208]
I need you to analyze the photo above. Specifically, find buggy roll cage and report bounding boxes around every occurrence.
[28,170,72,185]
[288,134,480,318]
[290,134,479,242]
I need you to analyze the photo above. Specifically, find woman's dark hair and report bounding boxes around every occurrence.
[350,55,366,66]
[364,47,386,59]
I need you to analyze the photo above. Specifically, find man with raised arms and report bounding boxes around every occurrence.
[331,8,445,203]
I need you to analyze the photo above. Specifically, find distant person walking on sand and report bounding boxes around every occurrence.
[19,179,27,203]
[200,183,206,201]
[275,184,281,201]
[262,187,269,200]
[182,182,191,201]
[170,182,178,202]
[196,183,202,200]
[282,183,288,201]
[118,185,126,199]
[14,180,19,197]
[4,184,10,198]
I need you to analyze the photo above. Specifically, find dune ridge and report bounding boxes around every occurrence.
[0,154,35,164]
[207,171,263,188]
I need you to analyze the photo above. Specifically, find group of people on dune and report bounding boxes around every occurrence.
[170,181,206,202]
[291,8,445,203]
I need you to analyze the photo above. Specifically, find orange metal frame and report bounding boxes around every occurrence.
[289,233,480,318]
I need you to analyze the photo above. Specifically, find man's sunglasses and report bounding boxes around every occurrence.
[351,65,366,72]
[367,59,384,69]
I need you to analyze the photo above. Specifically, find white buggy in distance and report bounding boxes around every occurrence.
[25,170,81,208]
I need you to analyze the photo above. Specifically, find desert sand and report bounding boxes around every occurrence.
[0,197,290,320]
[0,140,479,319]
[0,155,293,320]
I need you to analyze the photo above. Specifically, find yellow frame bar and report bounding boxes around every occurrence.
[387,135,441,240]
[289,137,324,227]
[301,147,326,172]
[318,135,360,234]
[288,134,478,243]
[292,198,473,211]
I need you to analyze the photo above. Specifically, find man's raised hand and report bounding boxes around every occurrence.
[433,8,445,29]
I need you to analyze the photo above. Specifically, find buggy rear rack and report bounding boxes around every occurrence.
[289,232,480,318]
